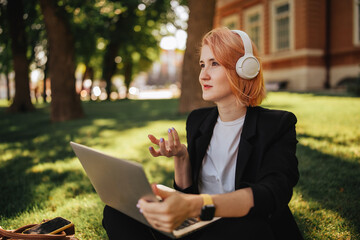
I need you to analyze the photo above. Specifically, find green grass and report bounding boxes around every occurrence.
[262,93,360,239]
[1,92,359,239]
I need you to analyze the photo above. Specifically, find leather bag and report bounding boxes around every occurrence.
[0,221,78,240]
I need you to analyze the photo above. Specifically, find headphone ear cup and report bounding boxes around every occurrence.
[236,54,260,80]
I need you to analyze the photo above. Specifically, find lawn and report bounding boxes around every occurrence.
[0,92,359,239]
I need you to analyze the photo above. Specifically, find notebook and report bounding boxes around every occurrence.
[70,141,220,238]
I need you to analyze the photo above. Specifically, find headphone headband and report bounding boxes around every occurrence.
[231,30,254,55]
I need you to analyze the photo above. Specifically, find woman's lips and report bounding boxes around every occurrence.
[203,84,212,90]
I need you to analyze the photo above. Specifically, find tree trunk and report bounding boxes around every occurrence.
[102,42,119,100]
[43,55,49,103]
[124,59,133,99]
[178,0,216,114]
[5,68,10,101]
[6,0,35,113]
[39,0,83,122]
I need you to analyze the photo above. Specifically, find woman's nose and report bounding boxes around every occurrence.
[199,68,210,80]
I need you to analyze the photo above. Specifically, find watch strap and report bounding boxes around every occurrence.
[199,194,215,221]
[200,194,213,206]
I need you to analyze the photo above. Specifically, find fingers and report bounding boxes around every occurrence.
[167,128,175,151]
[158,137,170,156]
[148,134,159,145]
[143,213,175,233]
[152,184,176,199]
[171,128,182,147]
[151,183,160,196]
[137,197,181,232]
[148,128,182,158]
[148,134,162,157]
[166,128,182,156]
[149,138,171,157]
[148,146,161,157]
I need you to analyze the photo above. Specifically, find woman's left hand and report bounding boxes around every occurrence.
[137,184,201,233]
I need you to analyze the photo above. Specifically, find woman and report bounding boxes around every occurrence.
[103,27,303,239]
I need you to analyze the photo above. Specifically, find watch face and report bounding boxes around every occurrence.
[200,205,215,221]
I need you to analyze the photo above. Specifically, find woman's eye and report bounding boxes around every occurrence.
[200,63,205,68]
[212,61,219,66]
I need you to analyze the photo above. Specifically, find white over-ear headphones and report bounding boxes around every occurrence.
[231,30,260,80]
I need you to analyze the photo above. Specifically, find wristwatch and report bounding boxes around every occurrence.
[199,194,215,221]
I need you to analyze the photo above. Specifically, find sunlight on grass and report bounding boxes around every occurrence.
[299,136,359,163]
[290,190,354,239]
[79,119,187,187]
[0,149,16,162]
[1,96,359,239]
[27,159,82,174]
[0,99,10,107]
[92,120,186,158]
[92,119,118,127]
[264,92,360,162]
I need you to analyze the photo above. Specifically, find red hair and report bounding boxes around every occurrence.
[201,27,266,106]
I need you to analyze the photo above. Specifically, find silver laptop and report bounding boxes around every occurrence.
[70,141,220,239]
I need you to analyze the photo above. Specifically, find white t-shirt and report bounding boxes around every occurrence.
[199,115,245,194]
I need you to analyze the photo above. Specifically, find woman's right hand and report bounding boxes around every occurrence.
[148,127,187,158]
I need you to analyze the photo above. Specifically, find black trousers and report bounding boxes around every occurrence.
[102,205,275,240]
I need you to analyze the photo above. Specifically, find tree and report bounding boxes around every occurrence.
[1,50,11,101]
[71,1,106,94]
[0,4,12,101]
[26,2,49,103]
[5,0,35,112]
[101,0,171,99]
[1,0,50,104]
[178,0,216,113]
[39,0,83,122]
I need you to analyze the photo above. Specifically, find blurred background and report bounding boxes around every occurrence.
[1,0,359,121]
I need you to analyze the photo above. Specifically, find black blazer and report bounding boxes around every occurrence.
[175,106,303,239]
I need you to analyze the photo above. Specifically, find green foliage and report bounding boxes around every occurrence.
[0,1,12,74]
[22,0,46,64]
[70,0,117,68]
[0,0,47,75]
[2,92,358,238]
[0,0,180,88]
[102,0,174,79]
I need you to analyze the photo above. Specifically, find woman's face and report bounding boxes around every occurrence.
[199,45,235,105]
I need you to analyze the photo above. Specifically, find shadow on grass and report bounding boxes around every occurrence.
[294,140,360,239]
[0,156,93,217]
[0,99,186,218]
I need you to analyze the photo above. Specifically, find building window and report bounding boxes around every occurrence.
[355,0,360,45]
[221,14,240,30]
[244,4,264,53]
[271,0,294,52]
[249,14,260,48]
[275,3,289,49]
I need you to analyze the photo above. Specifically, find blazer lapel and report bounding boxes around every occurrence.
[193,107,218,191]
[235,107,258,189]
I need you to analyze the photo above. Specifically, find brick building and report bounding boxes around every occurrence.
[214,0,360,90]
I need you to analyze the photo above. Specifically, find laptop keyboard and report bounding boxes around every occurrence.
[175,218,199,230]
